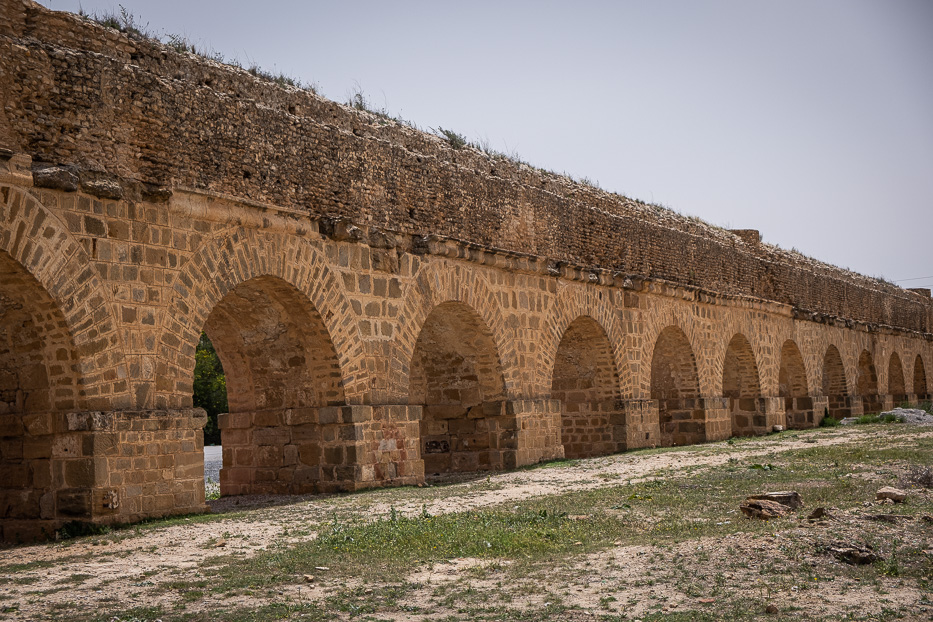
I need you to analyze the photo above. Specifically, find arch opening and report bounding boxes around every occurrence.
[0,250,84,531]
[722,334,762,437]
[856,350,882,414]
[551,316,621,458]
[650,326,702,447]
[200,275,346,496]
[822,345,849,419]
[410,302,507,475]
[888,352,907,406]
[915,355,929,401]
[779,340,813,428]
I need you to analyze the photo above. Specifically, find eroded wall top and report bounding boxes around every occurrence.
[1,0,930,333]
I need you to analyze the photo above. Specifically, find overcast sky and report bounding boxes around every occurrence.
[37,0,933,288]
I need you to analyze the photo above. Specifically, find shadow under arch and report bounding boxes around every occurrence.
[202,275,349,496]
[156,228,368,410]
[915,354,929,400]
[722,333,762,437]
[857,350,882,414]
[888,352,907,405]
[0,185,129,409]
[410,301,509,475]
[0,248,88,536]
[649,325,702,446]
[822,345,850,419]
[779,339,816,428]
[551,315,622,458]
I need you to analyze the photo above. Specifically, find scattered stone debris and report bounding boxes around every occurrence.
[898,465,933,489]
[746,491,802,509]
[876,487,908,503]
[771,425,785,433]
[741,490,804,519]
[842,408,933,426]
[765,604,779,614]
[808,507,832,520]
[303,575,315,583]
[214,538,227,548]
[863,513,913,523]
[741,499,791,519]
[826,543,880,565]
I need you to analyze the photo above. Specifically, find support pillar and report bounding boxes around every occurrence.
[219,405,424,496]
[1,409,206,543]
[785,396,828,429]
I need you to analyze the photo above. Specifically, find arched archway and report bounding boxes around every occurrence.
[915,355,929,400]
[857,350,882,414]
[650,326,702,446]
[822,345,849,419]
[723,334,762,437]
[551,316,621,458]
[779,340,813,428]
[888,353,907,405]
[411,302,508,475]
[204,276,347,496]
[0,250,84,536]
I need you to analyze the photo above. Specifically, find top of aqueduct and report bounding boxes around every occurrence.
[1,0,931,336]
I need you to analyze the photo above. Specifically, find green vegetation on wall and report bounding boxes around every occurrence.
[193,332,227,445]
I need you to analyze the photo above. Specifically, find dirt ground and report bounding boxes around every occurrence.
[1,425,932,621]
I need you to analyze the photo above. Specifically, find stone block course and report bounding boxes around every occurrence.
[1,0,932,540]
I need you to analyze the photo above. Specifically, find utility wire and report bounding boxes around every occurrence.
[894,275,933,283]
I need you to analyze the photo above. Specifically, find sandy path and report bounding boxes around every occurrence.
[1,426,929,620]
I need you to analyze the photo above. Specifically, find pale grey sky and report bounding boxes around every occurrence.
[37,0,933,288]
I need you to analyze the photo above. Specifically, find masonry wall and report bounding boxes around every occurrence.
[1,0,932,541]
[0,0,930,334]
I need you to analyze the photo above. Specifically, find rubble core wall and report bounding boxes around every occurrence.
[0,0,932,540]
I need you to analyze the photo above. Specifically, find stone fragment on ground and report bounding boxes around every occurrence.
[827,543,879,565]
[876,486,908,502]
[740,499,791,519]
[808,507,831,520]
[746,491,802,509]
[882,407,933,425]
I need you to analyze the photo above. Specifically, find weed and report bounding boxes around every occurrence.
[436,127,467,150]
[56,520,111,540]
[205,477,220,501]
[820,416,840,428]
[854,413,901,425]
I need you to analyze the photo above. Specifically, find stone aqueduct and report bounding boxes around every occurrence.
[1,1,931,540]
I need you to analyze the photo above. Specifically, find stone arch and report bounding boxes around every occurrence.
[538,284,631,399]
[914,354,929,399]
[203,274,346,496]
[779,340,815,428]
[156,227,367,409]
[0,248,87,533]
[856,350,882,414]
[722,333,762,437]
[649,325,702,446]
[0,185,128,410]
[410,301,508,475]
[551,315,622,458]
[393,261,517,402]
[822,344,850,419]
[779,340,809,399]
[888,352,907,404]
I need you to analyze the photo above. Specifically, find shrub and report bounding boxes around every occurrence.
[436,127,467,150]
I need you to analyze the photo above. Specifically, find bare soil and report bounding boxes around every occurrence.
[2,426,932,621]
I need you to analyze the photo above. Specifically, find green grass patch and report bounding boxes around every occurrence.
[853,413,902,425]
